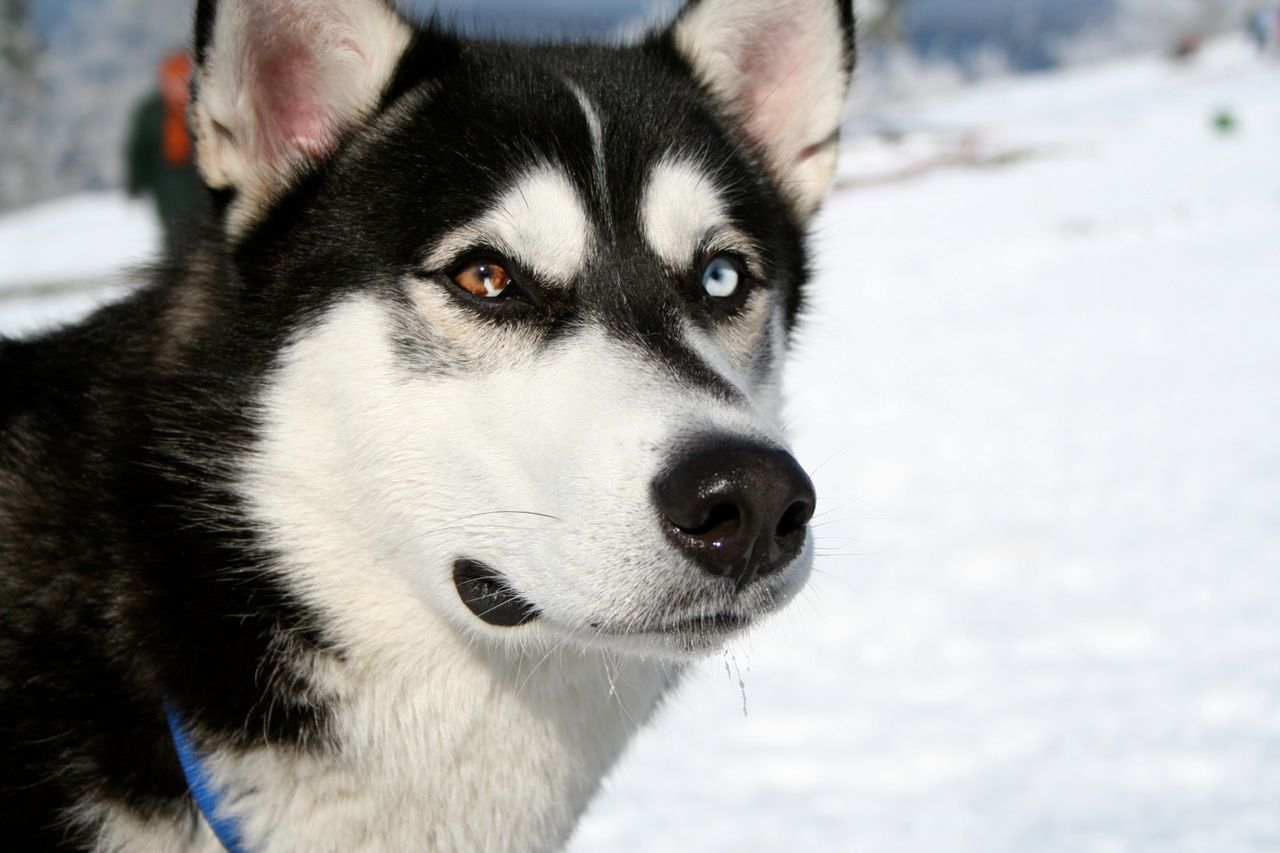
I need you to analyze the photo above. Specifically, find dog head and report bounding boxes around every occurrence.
[188,0,854,660]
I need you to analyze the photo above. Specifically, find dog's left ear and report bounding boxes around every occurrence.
[666,0,855,221]
[191,0,418,235]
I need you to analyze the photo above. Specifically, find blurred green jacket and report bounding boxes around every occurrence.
[125,93,201,227]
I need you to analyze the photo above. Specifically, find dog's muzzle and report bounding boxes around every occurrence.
[451,437,815,632]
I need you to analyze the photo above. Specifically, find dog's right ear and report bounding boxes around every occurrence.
[664,0,855,222]
[191,0,419,235]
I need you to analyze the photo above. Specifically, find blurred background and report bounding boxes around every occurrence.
[2,1,1278,851]
[1,0,1268,216]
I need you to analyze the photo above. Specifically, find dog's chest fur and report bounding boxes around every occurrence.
[231,648,669,852]
[98,645,670,852]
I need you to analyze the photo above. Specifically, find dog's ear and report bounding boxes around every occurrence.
[666,0,855,221]
[191,0,418,233]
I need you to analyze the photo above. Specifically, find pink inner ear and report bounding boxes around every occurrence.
[257,46,339,167]
[737,15,809,161]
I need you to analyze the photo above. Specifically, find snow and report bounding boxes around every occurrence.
[3,35,1278,852]
[0,192,158,336]
[572,37,1280,852]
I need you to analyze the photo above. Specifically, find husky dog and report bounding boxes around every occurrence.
[0,0,854,849]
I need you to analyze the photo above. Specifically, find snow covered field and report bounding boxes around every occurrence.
[573,38,1280,852]
[3,36,1278,852]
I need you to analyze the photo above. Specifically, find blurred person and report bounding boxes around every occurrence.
[1250,6,1280,55]
[1172,31,1202,60]
[125,50,201,236]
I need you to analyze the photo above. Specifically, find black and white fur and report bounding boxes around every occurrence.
[0,0,855,849]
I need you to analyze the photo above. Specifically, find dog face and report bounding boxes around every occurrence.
[190,0,855,660]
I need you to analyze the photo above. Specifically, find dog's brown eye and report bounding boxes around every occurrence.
[453,262,510,298]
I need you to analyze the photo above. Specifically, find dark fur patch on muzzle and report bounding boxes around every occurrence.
[453,559,541,627]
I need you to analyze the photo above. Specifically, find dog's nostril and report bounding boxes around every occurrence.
[776,499,814,539]
[680,503,741,539]
[654,438,816,588]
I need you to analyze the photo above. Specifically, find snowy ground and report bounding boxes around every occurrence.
[0,192,157,335]
[3,36,1278,853]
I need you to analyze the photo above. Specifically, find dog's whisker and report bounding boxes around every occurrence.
[806,442,856,478]
[810,498,862,520]
[602,650,643,729]
[810,568,854,586]
[808,517,865,531]
[391,511,564,551]
[514,629,581,698]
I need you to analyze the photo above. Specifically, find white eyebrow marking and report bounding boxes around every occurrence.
[642,156,728,268]
[425,165,592,288]
[566,80,609,210]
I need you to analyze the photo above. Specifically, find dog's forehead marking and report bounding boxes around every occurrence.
[565,80,609,210]
[642,157,728,269]
[426,165,591,288]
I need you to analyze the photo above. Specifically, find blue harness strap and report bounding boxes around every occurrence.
[164,706,249,853]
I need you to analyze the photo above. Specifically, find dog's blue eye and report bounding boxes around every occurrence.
[702,256,741,298]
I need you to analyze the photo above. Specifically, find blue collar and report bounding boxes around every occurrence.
[164,706,248,853]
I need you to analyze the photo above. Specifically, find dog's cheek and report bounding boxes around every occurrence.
[705,290,789,417]
[750,304,790,423]
[405,278,545,374]
[237,297,528,618]
[397,334,665,602]
[439,330,780,627]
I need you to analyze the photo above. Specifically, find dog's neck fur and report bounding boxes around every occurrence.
[96,634,672,852]
[225,643,671,852]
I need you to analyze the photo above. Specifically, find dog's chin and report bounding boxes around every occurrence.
[451,556,810,660]
[583,612,758,660]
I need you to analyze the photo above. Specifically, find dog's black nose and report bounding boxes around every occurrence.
[654,439,816,591]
